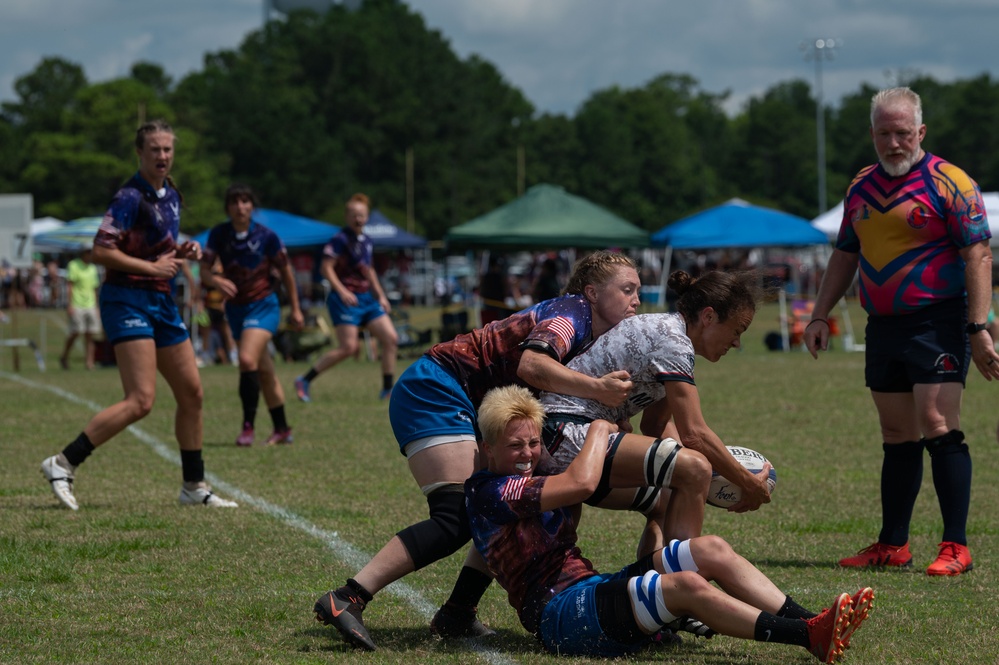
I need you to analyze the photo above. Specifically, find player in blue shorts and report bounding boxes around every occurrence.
[201,184,303,447]
[465,385,874,664]
[39,119,237,510]
[314,251,646,650]
[294,193,397,402]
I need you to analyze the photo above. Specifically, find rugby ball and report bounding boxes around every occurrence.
[707,446,777,509]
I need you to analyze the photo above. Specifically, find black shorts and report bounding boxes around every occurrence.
[865,299,970,392]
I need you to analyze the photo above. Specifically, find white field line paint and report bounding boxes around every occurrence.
[4,371,517,665]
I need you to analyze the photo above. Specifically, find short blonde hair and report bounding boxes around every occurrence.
[478,385,545,446]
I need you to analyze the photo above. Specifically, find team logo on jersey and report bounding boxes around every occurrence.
[966,196,984,223]
[934,353,959,374]
[849,204,869,224]
[906,204,930,229]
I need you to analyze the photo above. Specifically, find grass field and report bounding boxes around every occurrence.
[2,302,998,664]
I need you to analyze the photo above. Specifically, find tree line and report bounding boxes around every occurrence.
[2,0,998,240]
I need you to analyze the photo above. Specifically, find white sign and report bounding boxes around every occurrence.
[0,194,33,268]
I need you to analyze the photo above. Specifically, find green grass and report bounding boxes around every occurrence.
[2,303,998,664]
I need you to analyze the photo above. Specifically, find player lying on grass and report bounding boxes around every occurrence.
[463,385,873,663]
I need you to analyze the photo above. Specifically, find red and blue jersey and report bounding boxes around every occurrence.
[465,469,596,634]
[836,153,990,316]
[322,227,373,294]
[202,221,289,305]
[426,294,595,408]
[94,173,181,293]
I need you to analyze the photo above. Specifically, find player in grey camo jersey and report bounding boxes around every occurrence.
[540,270,774,554]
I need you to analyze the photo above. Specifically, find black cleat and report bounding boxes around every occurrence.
[666,615,716,639]
[314,589,376,651]
[430,602,496,639]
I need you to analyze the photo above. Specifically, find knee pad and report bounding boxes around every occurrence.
[631,487,661,515]
[659,539,698,574]
[627,570,677,632]
[644,437,680,488]
[925,430,967,458]
[397,485,470,570]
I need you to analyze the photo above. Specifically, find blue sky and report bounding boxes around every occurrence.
[1,0,996,117]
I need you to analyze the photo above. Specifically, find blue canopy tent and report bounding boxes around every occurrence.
[651,198,828,250]
[651,198,830,349]
[32,217,104,252]
[366,209,427,249]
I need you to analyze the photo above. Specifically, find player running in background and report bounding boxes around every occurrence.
[294,193,397,402]
[201,183,303,447]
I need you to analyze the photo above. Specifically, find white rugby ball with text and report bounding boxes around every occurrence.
[707,446,777,509]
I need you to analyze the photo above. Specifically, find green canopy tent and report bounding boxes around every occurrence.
[440,184,649,337]
[444,184,649,249]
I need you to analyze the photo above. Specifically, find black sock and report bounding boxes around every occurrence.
[754,612,809,647]
[878,440,924,545]
[382,374,394,392]
[62,432,95,467]
[444,566,493,609]
[270,405,288,432]
[927,430,972,544]
[341,578,374,604]
[180,449,204,484]
[303,368,319,382]
[239,371,260,425]
[777,595,815,620]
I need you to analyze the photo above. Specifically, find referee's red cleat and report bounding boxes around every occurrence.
[838,541,912,568]
[926,541,973,576]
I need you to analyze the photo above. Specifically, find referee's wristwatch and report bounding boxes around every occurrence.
[966,322,989,334]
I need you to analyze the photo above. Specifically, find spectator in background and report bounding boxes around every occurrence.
[531,256,562,303]
[59,246,101,370]
[804,87,998,576]
[479,254,520,325]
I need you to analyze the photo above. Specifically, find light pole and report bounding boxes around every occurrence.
[801,38,839,216]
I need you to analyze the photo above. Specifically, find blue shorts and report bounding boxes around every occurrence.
[865,298,970,392]
[225,293,280,340]
[327,290,386,327]
[388,357,477,453]
[538,569,650,657]
[99,284,189,348]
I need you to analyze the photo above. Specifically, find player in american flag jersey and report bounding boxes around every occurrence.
[313,251,640,650]
[294,193,398,401]
[466,386,872,661]
[805,87,999,576]
[39,119,237,510]
[539,270,774,556]
[201,184,303,447]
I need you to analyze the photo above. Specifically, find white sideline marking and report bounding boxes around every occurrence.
[4,372,516,665]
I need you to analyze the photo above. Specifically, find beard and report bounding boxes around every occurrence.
[879,148,921,177]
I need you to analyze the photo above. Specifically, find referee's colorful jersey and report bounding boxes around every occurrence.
[836,152,990,316]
